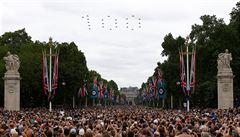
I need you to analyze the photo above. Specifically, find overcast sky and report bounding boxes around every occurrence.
[0,0,237,88]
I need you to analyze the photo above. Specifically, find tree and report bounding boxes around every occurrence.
[140,1,240,108]
[108,80,118,91]
[0,29,119,107]
[230,2,240,34]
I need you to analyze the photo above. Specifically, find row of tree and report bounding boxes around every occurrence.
[0,29,121,107]
[137,2,240,108]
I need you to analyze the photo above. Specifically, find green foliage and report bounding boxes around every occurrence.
[140,1,240,108]
[230,2,240,34]
[0,29,119,107]
[108,80,119,96]
[108,80,118,91]
[0,29,32,46]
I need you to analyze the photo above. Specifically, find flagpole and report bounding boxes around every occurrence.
[49,37,52,112]
[186,36,190,112]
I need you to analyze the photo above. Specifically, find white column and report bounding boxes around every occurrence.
[186,39,190,112]
[49,39,52,112]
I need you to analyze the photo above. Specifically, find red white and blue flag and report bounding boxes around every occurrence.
[179,49,186,93]
[52,54,59,91]
[103,85,108,100]
[92,77,99,98]
[51,53,59,100]
[179,47,196,94]
[78,82,88,97]
[42,51,49,95]
[190,48,196,92]
[98,81,103,98]
[42,50,59,101]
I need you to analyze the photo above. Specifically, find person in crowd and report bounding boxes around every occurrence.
[1,106,240,137]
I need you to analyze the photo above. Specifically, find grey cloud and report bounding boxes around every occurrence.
[1,0,236,88]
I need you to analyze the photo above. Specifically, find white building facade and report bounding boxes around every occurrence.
[120,86,138,105]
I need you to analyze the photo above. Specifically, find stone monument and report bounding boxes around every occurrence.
[217,49,234,109]
[3,51,21,111]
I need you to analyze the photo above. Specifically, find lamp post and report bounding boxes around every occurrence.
[42,37,59,112]
[49,38,53,112]
[62,81,66,106]
[179,36,196,112]
[186,37,190,112]
[176,81,181,108]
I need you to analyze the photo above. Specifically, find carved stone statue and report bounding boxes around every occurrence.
[217,49,232,70]
[3,51,21,111]
[3,51,20,72]
[217,49,234,109]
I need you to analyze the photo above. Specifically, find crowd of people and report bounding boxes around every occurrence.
[1,106,240,137]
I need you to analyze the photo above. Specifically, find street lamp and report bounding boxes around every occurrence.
[62,81,66,106]
[176,81,182,109]
[42,37,59,112]
[179,36,196,112]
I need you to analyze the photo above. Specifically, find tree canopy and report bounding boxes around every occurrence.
[0,29,119,107]
[139,1,240,108]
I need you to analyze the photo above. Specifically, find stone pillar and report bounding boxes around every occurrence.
[3,51,21,111]
[217,49,234,109]
[217,70,234,109]
[3,71,21,111]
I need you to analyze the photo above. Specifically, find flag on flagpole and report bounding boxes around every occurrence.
[179,47,196,94]
[103,85,108,100]
[179,49,186,93]
[156,69,167,99]
[148,79,154,100]
[152,76,157,98]
[42,49,59,101]
[42,51,49,95]
[91,76,99,98]
[52,53,59,90]
[98,81,103,99]
[50,52,59,100]
[78,82,87,97]
[190,47,196,92]
[157,78,167,99]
